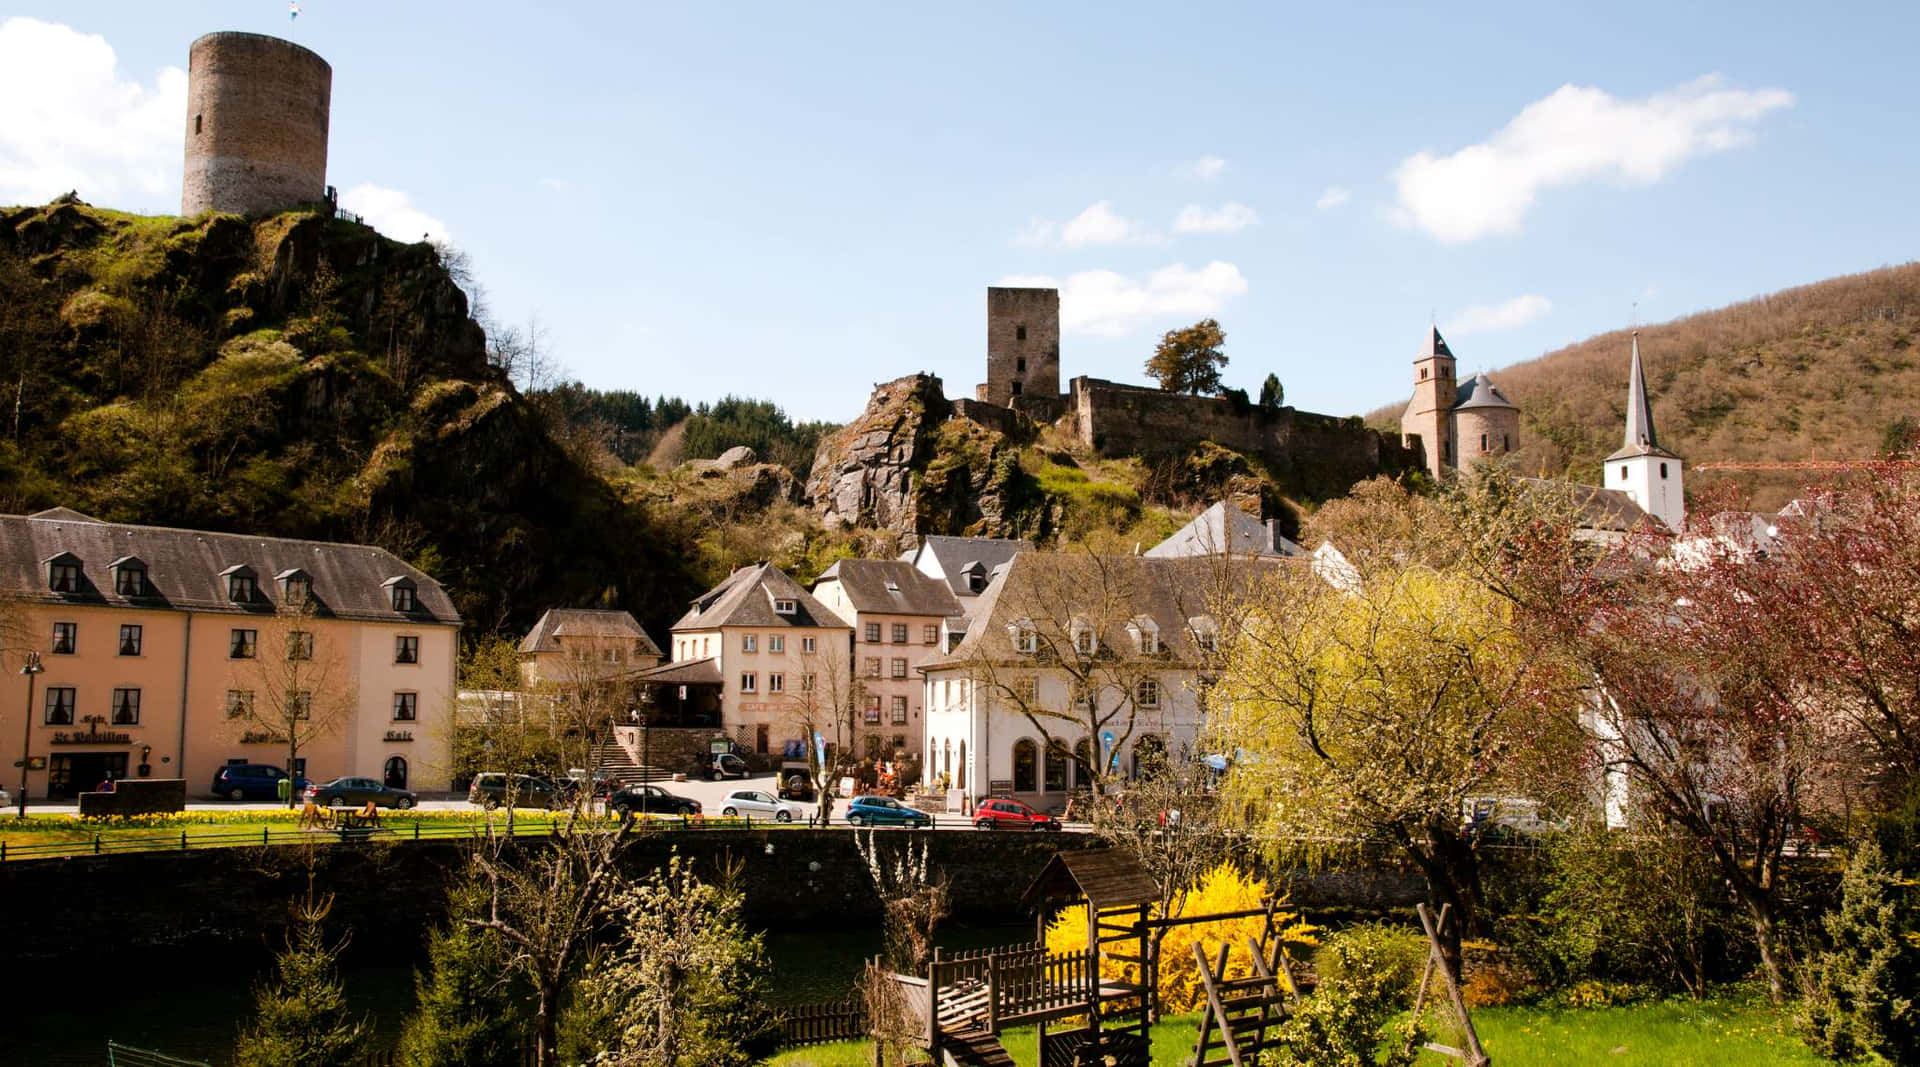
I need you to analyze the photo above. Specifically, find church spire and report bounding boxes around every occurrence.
[1622,331,1657,452]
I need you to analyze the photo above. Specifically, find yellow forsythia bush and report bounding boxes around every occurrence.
[1044,862,1318,1014]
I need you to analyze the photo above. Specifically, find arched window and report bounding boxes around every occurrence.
[1073,737,1096,789]
[1012,738,1037,793]
[1044,741,1069,792]
[384,756,408,790]
[958,740,967,790]
[1132,734,1164,779]
[942,740,952,781]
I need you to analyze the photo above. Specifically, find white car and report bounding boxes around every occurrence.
[719,788,795,823]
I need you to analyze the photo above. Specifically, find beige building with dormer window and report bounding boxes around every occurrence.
[518,608,663,688]
[662,562,850,760]
[0,508,459,801]
[810,559,964,761]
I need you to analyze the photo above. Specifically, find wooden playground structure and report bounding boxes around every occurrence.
[873,849,1488,1067]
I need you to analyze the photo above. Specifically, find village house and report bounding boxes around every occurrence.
[920,551,1261,811]
[809,558,964,761]
[517,607,663,688]
[657,562,851,761]
[0,508,459,799]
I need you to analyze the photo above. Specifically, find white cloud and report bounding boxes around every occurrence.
[1014,200,1152,248]
[1315,186,1351,210]
[339,182,452,244]
[1393,75,1793,242]
[996,261,1248,338]
[0,17,186,209]
[1172,202,1259,235]
[1180,155,1227,180]
[1445,294,1553,336]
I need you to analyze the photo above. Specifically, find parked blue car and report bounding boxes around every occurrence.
[844,795,933,828]
[211,763,293,801]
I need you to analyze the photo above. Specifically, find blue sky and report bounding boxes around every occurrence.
[2,2,1916,422]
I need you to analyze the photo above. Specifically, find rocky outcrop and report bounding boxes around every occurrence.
[805,373,952,532]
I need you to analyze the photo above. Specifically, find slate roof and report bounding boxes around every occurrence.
[922,550,1289,670]
[814,558,964,618]
[670,561,845,632]
[1518,478,1652,534]
[914,535,1032,596]
[1145,501,1300,559]
[1453,372,1518,411]
[1,509,458,624]
[630,657,724,686]
[1606,332,1679,462]
[519,608,662,658]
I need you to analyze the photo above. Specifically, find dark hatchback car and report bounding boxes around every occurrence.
[211,763,290,801]
[467,773,563,810]
[608,784,703,818]
[310,776,417,809]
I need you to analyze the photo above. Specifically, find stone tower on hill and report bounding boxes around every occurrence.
[977,286,1060,414]
[181,32,332,217]
[1399,326,1519,478]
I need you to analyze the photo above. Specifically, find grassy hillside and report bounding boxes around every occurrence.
[1371,263,1920,508]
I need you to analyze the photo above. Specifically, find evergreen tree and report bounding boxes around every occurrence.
[1799,838,1920,1061]
[1259,373,1284,410]
[234,884,370,1067]
[397,879,530,1067]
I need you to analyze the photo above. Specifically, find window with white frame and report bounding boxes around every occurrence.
[740,672,758,693]
[769,673,785,693]
[742,634,758,652]
[769,634,785,653]
[1129,616,1159,655]
[1071,619,1096,655]
[773,598,797,615]
[1136,678,1160,708]
[1012,621,1038,654]
[802,636,817,653]
[801,673,816,692]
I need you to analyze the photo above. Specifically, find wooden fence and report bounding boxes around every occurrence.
[777,996,868,1046]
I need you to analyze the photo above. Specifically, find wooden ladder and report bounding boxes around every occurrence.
[1187,935,1297,1067]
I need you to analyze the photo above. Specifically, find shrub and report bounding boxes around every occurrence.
[396,877,530,1067]
[1266,925,1426,1067]
[233,884,369,1067]
[1798,838,1920,1062]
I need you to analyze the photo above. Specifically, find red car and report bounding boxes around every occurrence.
[973,798,1061,831]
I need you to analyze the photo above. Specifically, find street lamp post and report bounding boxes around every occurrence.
[18,650,45,819]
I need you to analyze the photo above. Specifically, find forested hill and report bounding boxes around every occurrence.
[0,199,697,634]
[1372,263,1920,508]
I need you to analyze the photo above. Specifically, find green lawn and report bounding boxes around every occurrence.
[765,996,1836,1066]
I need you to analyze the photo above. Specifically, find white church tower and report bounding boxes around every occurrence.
[1604,332,1685,531]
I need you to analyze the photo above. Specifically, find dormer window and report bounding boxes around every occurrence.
[1011,620,1038,654]
[884,580,900,593]
[1070,618,1097,656]
[1189,616,1219,655]
[962,562,988,594]
[1127,616,1160,655]
[111,557,148,597]
[384,577,418,612]
[773,598,797,615]
[278,569,311,606]
[222,565,257,603]
[46,554,82,594]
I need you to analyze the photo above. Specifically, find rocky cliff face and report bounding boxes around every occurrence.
[805,373,952,532]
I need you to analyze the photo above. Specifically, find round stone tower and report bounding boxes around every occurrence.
[181,32,332,217]
[1453,372,1521,468]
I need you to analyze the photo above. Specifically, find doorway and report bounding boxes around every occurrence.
[383,756,408,790]
[47,752,130,799]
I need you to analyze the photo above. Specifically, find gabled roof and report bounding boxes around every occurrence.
[814,558,964,618]
[913,535,1032,596]
[1453,372,1517,411]
[922,550,1289,670]
[1519,478,1653,534]
[520,608,663,657]
[1021,849,1159,911]
[1145,501,1300,559]
[671,561,844,631]
[1,511,459,623]
[1416,325,1454,362]
[1606,332,1679,462]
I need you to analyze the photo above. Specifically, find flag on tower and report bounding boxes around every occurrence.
[289,2,301,22]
